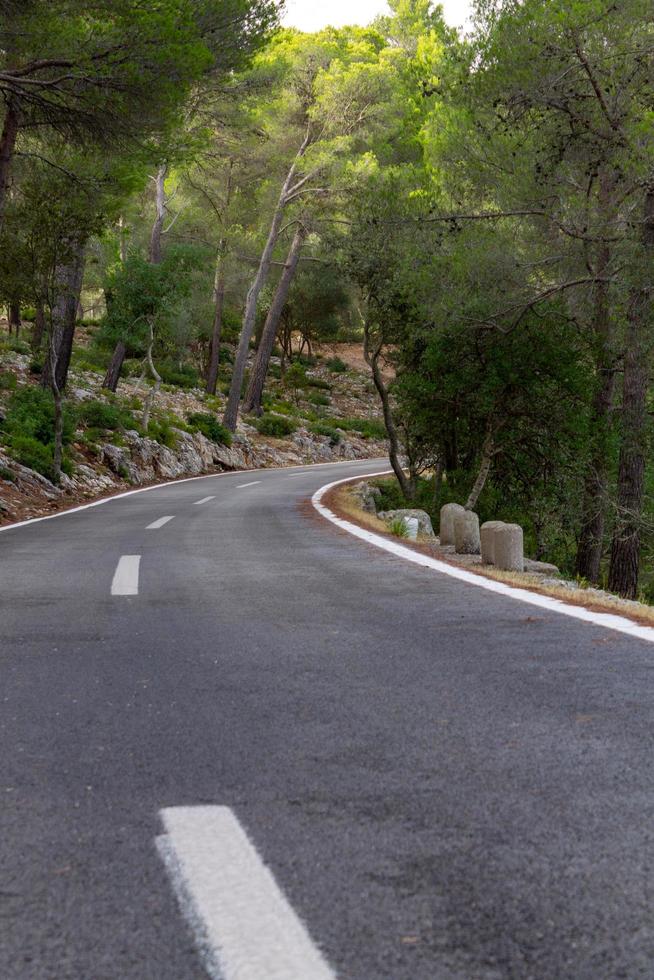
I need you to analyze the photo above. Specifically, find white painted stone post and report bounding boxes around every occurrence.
[454,510,481,555]
[494,524,524,571]
[439,503,465,546]
[404,517,419,541]
[480,521,506,565]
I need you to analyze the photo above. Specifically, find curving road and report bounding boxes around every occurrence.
[2,457,654,979]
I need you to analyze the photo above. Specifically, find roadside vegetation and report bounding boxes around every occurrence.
[0,0,653,600]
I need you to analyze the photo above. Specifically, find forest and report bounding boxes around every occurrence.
[0,0,652,600]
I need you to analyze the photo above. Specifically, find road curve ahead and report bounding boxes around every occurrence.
[2,457,654,980]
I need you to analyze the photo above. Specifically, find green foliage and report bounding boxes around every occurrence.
[308,391,331,407]
[387,516,409,538]
[309,422,341,445]
[147,418,178,449]
[0,387,75,480]
[336,417,387,440]
[0,371,17,391]
[255,414,297,438]
[306,377,332,391]
[0,464,15,481]
[76,399,136,432]
[326,356,348,373]
[186,412,232,446]
[157,361,201,389]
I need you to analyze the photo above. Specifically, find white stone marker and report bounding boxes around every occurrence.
[404,517,419,540]
[480,521,506,565]
[439,503,465,546]
[494,523,524,571]
[454,510,481,555]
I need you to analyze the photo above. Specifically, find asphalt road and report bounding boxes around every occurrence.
[2,457,654,980]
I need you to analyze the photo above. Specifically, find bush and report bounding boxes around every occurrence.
[255,414,297,438]
[306,376,332,391]
[76,399,137,432]
[308,391,330,407]
[0,370,17,390]
[326,356,348,373]
[157,361,200,389]
[0,339,30,355]
[335,417,387,440]
[2,385,74,446]
[309,422,341,445]
[29,360,43,375]
[186,412,232,446]
[0,464,15,481]
[387,516,409,538]
[147,418,178,449]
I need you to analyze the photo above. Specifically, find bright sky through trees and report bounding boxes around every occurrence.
[283,0,473,31]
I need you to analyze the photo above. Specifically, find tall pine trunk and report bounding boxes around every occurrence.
[103,339,126,392]
[148,165,167,264]
[8,299,20,336]
[607,189,654,598]
[205,245,226,396]
[242,224,306,415]
[42,238,86,393]
[223,131,311,432]
[0,100,20,219]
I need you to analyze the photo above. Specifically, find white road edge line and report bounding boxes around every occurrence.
[194,496,215,505]
[111,555,141,596]
[0,458,389,535]
[146,515,174,529]
[312,473,654,646]
[157,806,335,980]
[236,481,261,489]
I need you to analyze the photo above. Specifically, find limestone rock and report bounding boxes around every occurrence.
[351,481,382,514]
[440,503,465,546]
[378,508,435,537]
[454,510,481,555]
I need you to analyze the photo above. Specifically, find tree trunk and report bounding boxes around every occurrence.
[103,339,127,392]
[607,189,654,598]
[118,215,128,264]
[465,425,495,510]
[148,164,167,265]
[243,224,306,415]
[363,320,413,501]
[8,299,20,336]
[142,323,161,430]
[31,298,46,352]
[42,238,86,393]
[205,247,226,396]
[223,132,311,431]
[0,99,20,219]
[575,226,616,582]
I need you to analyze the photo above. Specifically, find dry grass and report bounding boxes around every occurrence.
[327,482,654,629]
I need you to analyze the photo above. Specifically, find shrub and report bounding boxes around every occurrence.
[255,414,297,438]
[147,418,178,449]
[187,412,232,446]
[0,370,17,390]
[0,339,30,355]
[29,360,43,375]
[76,399,137,432]
[0,464,15,481]
[387,516,409,538]
[157,361,200,389]
[309,422,341,445]
[1,386,74,446]
[308,391,330,407]
[335,417,387,440]
[306,376,332,391]
[326,356,348,373]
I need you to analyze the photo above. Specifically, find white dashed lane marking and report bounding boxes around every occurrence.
[146,516,175,529]
[194,496,215,505]
[157,806,335,980]
[111,555,141,596]
[236,481,261,489]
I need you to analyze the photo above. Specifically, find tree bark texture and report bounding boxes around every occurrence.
[465,425,495,510]
[31,299,46,351]
[363,321,413,501]
[103,339,126,392]
[607,189,654,598]
[242,223,307,415]
[148,165,167,265]
[42,238,86,392]
[223,131,311,431]
[8,299,20,336]
[205,246,226,396]
[0,99,20,219]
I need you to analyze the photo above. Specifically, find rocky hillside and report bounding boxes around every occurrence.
[0,340,387,526]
